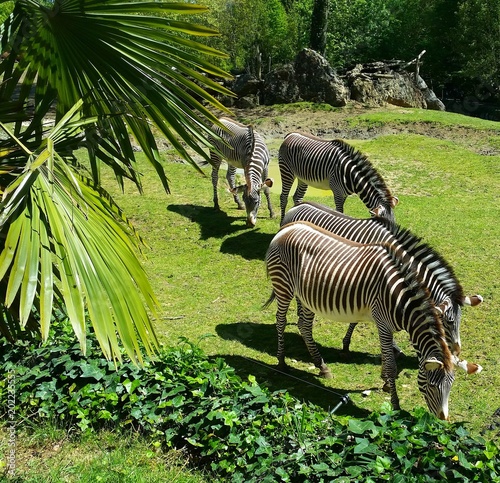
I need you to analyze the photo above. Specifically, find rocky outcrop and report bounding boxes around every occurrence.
[224,49,445,111]
[292,48,349,106]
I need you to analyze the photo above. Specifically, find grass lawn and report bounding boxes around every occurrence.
[2,104,499,481]
[104,105,499,436]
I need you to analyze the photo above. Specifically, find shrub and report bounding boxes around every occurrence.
[1,326,499,482]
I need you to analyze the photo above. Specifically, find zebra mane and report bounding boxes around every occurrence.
[331,139,394,204]
[373,217,464,306]
[245,125,256,189]
[381,242,453,372]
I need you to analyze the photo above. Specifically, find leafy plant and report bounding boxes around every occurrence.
[0,0,232,362]
[1,327,499,482]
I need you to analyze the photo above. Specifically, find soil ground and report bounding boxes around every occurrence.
[228,104,500,157]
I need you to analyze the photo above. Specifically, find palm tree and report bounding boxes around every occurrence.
[0,0,232,363]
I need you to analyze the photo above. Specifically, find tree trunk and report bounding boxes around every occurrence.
[310,0,329,56]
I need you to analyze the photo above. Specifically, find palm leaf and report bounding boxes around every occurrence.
[1,0,233,192]
[0,1,234,361]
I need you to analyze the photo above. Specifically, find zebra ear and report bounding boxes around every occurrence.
[452,355,483,375]
[437,299,452,314]
[391,196,399,207]
[424,358,444,371]
[369,206,382,218]
[262,178,273,188]
[463,294,483,307]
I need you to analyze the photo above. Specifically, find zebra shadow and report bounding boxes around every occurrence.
[220,229,275,260]
[167,204,248,239]
[213,353,372,418]
[215,321,419,373]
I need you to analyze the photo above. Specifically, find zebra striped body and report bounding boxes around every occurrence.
[208,118,274,227]
[278,132,398,224]
[282,201,483,359]
[265,221,454,419]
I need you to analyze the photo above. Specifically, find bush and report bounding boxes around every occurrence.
[1,327,499,482]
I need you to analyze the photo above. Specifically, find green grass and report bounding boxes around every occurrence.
[3,104,499,480]
[0,426,206,482]
[100,108,499,437]
[347,108,500,131]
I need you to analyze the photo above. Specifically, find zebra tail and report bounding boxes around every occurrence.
[262,290,276,309]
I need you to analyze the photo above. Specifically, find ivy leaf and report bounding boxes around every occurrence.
[80,362,105,381]
[353,437,379,454]
[349,419,379,435]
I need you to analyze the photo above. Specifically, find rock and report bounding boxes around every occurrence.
[223,50,444,112]
[294,48,349,106]
[416,75,446,110]
[350,71,427,108]
[232,73,262,97]
[261,64,300,105]
[235,95,259,109]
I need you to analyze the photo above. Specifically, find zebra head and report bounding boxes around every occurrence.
[418,357,455,420]
[369,195,399,225]
[231,178,274,227]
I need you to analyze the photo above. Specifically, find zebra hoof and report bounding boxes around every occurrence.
[319,368,333,379]
[382,381,391,393]
[276,363,289,373]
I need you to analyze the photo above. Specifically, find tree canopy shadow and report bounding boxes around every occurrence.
[219,229,275,260]
[211,353,372,419]
[216,321,419,372]
[167,204,248,239]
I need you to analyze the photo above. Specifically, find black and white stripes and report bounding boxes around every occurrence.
[278,133,398,224]
[208,117,274,227]
[281,201,483,357]
[264,221,455,419]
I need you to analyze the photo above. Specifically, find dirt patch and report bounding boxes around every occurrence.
[228,105,500,156]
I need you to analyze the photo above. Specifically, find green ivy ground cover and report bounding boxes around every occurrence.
[1,327,499,482]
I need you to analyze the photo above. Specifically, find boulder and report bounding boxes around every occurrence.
[261,64,300,105]
[232,73,262,97]
[345,61,445,110]
[294,48,349,106]
[224,50,444,111]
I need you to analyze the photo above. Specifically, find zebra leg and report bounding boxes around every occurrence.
[210,154,222,210]
[275,298,292,372]
[226,166,245,210]
[342,323,358,352]
[343,323,404,358]
[333,191,347,213]
[297,304,332,379]
[279,183,292,224]
[378,327,400,410]
[292,181,309,206]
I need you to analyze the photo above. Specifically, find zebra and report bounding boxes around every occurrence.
[207,117,274,227]
[278,132,399,224]
[281,201,483,372]
[264,221,455,419]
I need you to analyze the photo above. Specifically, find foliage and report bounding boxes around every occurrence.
[199,0,308,73]
[457,0,500,88]
[325,0,395,69]
[0,0,231,362]
[1,327,500,482]
[199,0,500,96]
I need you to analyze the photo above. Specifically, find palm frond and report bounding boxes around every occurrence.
[1,0,233,192]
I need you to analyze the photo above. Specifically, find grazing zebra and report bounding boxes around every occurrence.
[264,221,455,419]
[278,132,399,224]
[207,117,274,227]
[282,201,483,369]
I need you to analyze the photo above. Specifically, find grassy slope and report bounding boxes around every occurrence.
[105,105,499,437]
[4,105,498,481]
